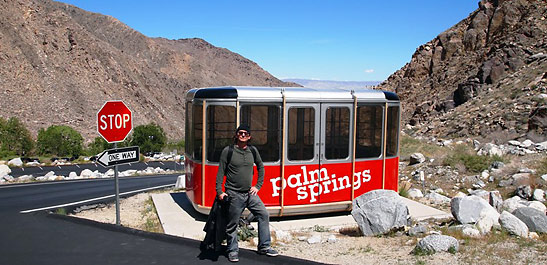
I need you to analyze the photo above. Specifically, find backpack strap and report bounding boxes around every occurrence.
[248,145,257,164]
[225,145,234,173]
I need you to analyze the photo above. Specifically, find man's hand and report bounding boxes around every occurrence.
[219,192,228,200]
[249,186,259,196]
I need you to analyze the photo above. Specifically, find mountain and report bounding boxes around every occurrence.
[380,0,546,143]
[0,0,294,141]
[283,79,380,90]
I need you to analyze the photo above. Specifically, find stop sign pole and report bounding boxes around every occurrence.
[97,100,133,226]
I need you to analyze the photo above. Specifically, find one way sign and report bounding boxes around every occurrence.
[97,146,140,167]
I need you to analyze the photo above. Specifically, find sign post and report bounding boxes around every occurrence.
[97,100,133,226]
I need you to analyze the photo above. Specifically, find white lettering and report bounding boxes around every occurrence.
[99,115,108,130]
[287,173,302,188]
[123,114,130,128]
[269,168,375,203]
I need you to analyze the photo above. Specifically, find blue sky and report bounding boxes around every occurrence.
[58,0,478,82]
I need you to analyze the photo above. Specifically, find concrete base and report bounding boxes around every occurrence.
[152,192,452,240]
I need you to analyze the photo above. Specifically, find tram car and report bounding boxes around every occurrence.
[184,86,400,216]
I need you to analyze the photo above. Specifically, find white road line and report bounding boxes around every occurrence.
[144,162,148,165]
[39,166,43,170]
[76,165,80,168]
[19,184,174,214]
[159,162,165,165]
[21,168,25,172]
[57,166,62,169]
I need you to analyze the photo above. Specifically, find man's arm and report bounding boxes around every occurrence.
[253,146,265,190]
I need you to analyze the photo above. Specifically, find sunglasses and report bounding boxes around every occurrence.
[237,131,250,137]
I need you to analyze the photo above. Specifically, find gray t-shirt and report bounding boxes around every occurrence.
[215,145,265,195]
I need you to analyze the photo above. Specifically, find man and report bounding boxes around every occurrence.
[216,124,278,262]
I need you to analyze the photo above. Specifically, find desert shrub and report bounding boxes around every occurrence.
[37,125,83,157]
[443,145,504,174]
[86,137,113,156]
[165,139,185,154]
[130,123,167,154]
[0,117,34,157]
[400,135,444,158]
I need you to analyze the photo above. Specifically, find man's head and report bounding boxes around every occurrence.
[235,124,251,143]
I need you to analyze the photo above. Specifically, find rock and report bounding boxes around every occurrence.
[425,192,451,205]
[454,192,467,198]
[489,191,503,212]
[18,175,34,181]
[533,189,545,202]
[480,170,489,180]
[80,169,94,178]
[515,185,532,200]
[175,175,186,189]
[7,158,23,167]
[462,227,481,237]
[105,169,115,177]
[477,143,504,156]
[513,207,547,233]
[409,153,426,165]
[2,175,14,182]
[524,201,546,214]
[25,161,40,166]
[498,179,513,187]
[351,190,410,236]
[499,211,529,237]
[327,235,337,243]
[120,170,137,177]
[0,165,11,177]
[44,171,55,178]
[413,235,459,254]
[307,235,321,244]
[490,161,505,169]
[472,180,486,189]
[409,225,428,236]
[275,230,292,242]
[408,188,424,199]
[68,172,78,179]
[511,173,531,186]
[508,140,522,147]
[501,196,528,213]
[469,189,489,201]
[528,232,539,240]
[521,140,534,148]
[451,195,499,224]
[541,174,547,182]
[477,210,499,234]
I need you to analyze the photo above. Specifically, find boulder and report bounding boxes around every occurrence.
[409,153,426,165]
[513,207,547,233]
[515,185,532,200]
[489,191,503,212]
[533,189,545,202]
[307,235,321,244]
[408,225,428,236]
[0,165,11,177]
[501,196,528,213]
[68,172,78,179]
[274,230,292,242]
[462,227,481,237]
[511,173,531,185]
[451,195,499,224]
[80,169,94,178]
[2,175,14,182]
[18,175,34,182]
[477,143,504,156]
[499,211,528,237]
[476,210,500,234]
[408,188,424,199]
[7,157,23,167]
[425,192,451,205]
[524,201,546,214]
[351,190,410,236]
[413,235,459,254]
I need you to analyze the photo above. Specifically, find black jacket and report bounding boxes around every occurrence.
[200,197,230,252]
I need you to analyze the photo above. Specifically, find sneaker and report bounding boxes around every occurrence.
[258,248,278,257]
[228,251,239,262]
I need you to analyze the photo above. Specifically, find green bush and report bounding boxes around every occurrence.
[165,139,185,154]
[0,117,34,157]
[444,145,504,173]
[130,123,167,154]
[37,125,83,157]
[86,137,114,156]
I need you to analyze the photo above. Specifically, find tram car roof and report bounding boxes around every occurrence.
[186,86,399,102]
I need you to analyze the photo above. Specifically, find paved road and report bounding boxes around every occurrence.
[0,175,322,265]
[8,161,183,178]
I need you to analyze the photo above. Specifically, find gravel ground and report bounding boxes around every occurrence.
[71,192,546,265]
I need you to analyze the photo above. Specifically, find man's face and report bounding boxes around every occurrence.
[236,130,251,142]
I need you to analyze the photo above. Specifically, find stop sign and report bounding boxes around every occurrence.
[97,100,133,143]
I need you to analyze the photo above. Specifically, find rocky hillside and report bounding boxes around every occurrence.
[380,0,546,143]
[0,0,293,141]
